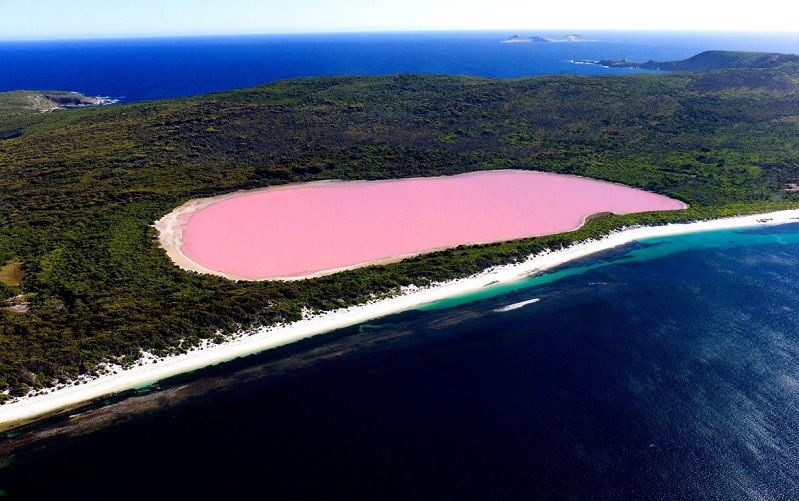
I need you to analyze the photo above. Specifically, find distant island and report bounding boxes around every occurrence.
[503,34,586,43]
[573,50,799,71]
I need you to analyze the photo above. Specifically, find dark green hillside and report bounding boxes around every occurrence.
[640,50,799,71]
[584,50,799,71]
[1,58,799,397]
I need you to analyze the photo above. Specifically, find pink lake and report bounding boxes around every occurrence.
[178,171,685,280]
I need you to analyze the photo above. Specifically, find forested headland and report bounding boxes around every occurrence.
[1,54,798,398]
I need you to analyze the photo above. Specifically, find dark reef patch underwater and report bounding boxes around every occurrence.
[3,223,799,498]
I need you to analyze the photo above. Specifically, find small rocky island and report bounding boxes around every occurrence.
[503,34,586,43]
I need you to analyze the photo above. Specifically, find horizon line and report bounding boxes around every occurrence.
[3,27,799,43]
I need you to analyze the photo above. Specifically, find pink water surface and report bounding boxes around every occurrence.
[179,171,684,279]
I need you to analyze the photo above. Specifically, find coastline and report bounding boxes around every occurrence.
[2,209,798,428]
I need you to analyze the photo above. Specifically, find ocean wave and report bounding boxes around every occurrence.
[493,298,540,312]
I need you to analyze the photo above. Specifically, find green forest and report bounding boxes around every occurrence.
[1,56,799,398]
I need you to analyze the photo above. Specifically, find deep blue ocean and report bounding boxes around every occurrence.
[2,31,799,498]
[2,30,799,103]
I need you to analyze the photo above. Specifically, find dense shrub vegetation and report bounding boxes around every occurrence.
[1,62,798,395]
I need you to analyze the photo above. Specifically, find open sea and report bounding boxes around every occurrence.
[2,31,799,498]
[3,30,799,103]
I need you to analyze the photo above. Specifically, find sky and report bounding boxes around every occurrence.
[0,0,796,40]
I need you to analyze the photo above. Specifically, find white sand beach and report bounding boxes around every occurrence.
[2,209,798,427]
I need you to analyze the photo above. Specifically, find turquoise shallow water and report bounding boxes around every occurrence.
[3,222,799,498]
[422,222,799,311]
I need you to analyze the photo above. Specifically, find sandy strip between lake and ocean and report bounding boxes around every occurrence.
[2,210,798,428]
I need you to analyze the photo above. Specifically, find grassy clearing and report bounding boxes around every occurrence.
[0,258,24,287]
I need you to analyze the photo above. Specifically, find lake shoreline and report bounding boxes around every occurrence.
[154,170,686,280]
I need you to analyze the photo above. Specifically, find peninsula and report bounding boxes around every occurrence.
[573,50,799,71]
[0,90,116,114]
